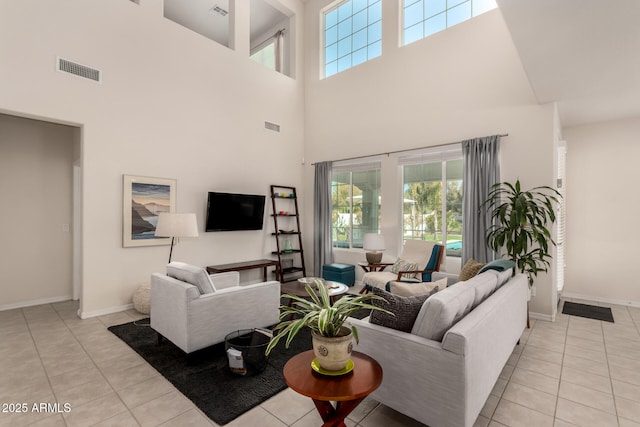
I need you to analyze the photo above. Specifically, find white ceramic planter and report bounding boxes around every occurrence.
[311,328,353,371]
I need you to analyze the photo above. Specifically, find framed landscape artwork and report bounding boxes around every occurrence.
[123,175,176,247]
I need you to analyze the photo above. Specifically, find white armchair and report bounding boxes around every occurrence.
[150,262,280,354]
[362,240,445,291]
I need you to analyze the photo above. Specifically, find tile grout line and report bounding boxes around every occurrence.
[52,303,140,426]
[21,305,83,426]
[490,317,557,425]
[551,304,569,425]
[609,305,631,427]
[560,305,626,425]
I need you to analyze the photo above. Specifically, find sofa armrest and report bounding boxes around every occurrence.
[186,280,281,351]
[150,273,201,351]
[209,271,240,290]
[204,280,280,296]
[348,317,466,426]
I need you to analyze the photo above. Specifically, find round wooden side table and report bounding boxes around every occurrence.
[283,350,382,427]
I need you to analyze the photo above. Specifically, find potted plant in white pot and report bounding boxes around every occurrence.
[265,279,390,372]
[483,179,562,288]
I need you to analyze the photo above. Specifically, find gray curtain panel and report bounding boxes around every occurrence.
[462,135,501,264]
[314,161,333,276]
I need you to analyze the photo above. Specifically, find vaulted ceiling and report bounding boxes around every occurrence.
[165,0,639,128]
[497,0,640,127]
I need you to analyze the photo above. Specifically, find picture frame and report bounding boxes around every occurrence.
[123,174,176,247]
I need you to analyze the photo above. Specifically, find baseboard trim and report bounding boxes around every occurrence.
[0,295,74,312]
[529,311,554,322]
[79,303,134,319]
[561,292,640,309]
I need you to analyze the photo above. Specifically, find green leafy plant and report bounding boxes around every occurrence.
[265,279,391,355]
[483,179,562,287]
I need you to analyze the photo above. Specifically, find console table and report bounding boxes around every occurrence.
[283,350,382,427]
[206,259,280,282]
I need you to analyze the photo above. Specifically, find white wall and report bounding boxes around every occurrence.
[0,0,570,319]
[0,0,306,317]
[0,114,75,308]
[562,117,640,306]
[302,3,558,318]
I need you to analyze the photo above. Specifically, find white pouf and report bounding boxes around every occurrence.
[133,282,151,315]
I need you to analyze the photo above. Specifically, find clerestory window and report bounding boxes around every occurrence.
[323,0,382,78]
[402,0,497,46]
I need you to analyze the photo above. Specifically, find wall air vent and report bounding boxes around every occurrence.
[209,5,228,16]
[57,57,101,83]
[264,121,281,132]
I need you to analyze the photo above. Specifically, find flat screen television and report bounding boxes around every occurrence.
[205,192,266,232]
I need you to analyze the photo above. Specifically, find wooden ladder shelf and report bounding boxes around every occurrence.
[270,185,306,283]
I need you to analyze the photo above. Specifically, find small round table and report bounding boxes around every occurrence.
[280,279,349,303]
[283,350,382,427]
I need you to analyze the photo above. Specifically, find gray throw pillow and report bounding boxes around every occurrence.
[368,286,438,333]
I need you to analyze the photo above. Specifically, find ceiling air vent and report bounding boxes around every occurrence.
[57,57,101,83]
[209,5,228,16]
[265,121,281,132]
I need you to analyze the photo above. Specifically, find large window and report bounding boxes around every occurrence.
[402,0,497,46]
[402,157,462,257]
[332,165,381,248]
[324,0,382,78]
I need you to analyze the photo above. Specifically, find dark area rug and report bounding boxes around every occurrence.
[108,308,370,425]
[108,321,310,425]
[562,301,614,323]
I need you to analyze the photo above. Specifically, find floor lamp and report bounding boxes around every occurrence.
[154,213,199,264]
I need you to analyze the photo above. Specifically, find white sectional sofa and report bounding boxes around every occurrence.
[350,268,528,427]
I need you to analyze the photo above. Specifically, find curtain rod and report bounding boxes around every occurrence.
[255,28,286,49]
[310,133,508,166]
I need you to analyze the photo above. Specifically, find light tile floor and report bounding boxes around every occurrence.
[1,297,639,427]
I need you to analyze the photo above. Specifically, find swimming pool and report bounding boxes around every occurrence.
[446,240,462,256]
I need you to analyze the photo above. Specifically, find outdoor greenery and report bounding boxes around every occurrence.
[331,179,361,244]
[403,180,462,241]
[331,169,381,248]
[330,162,463,252]
[483,180,562,287]
[265,280,390,356]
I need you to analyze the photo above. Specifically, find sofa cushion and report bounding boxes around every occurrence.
[411,282,476,341]
[470,271,498,308]
[495,269,514,288]
[166,262,215,294]
[362,271,417,289]
[386,277,447,297]
[368,286,437,333]
[459,259,485,281]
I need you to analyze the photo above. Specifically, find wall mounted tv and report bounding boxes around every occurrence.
[205,192,266,232]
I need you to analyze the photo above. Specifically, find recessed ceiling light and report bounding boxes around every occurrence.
[209,5,228,17]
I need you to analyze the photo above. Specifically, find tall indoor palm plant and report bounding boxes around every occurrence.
[483,179,562,287]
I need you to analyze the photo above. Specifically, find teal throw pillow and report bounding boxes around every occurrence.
[478,259,517,274]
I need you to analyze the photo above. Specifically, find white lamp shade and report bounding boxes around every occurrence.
[363,233,385,251]
[155,213,199,238]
